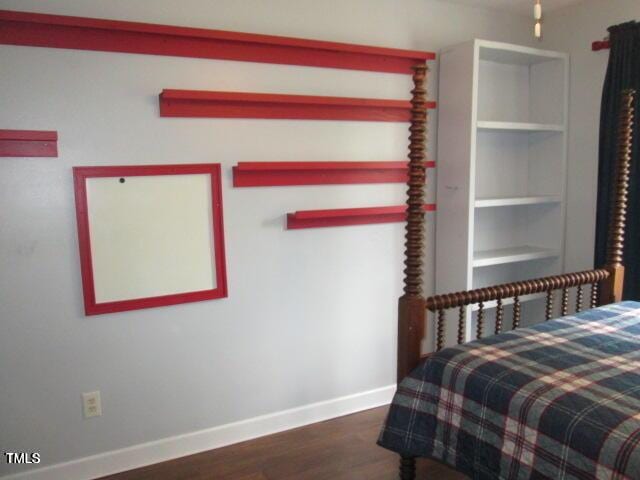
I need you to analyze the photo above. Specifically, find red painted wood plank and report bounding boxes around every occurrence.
[287,204,436,229]
[0,129,58,157]
[160,90,436,122]
[0,129,57,141]
[233,161,436,186]
[0,10,435,74]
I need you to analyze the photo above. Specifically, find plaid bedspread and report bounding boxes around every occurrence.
[379,301,640,479]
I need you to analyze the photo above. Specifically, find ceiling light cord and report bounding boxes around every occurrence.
[534,0,543,40]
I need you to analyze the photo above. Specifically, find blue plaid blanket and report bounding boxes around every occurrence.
[379,301,640,479]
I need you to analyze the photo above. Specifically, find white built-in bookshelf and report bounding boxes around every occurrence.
[435,39,569,342]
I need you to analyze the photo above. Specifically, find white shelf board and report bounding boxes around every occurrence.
[477,121,565,132]
[471,292,546,311]
[475,195,562,208]
[477,40,567,66]
[473,246,559,268]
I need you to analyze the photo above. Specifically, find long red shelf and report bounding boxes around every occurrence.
[0,10,434,74]
[159,90,436,122]
[287,204,436,229]
[233,161,436,186]
[0,129,58,157]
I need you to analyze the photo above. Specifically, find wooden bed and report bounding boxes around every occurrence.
[389,64,637,479]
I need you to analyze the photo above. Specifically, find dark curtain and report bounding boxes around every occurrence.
[595,21,640,299]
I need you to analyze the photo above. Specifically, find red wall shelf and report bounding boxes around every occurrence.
[287,204,436,229]
[0,10,435,74]
[233,161,436,187]
[160,90,436,122]
[0,129,58,157]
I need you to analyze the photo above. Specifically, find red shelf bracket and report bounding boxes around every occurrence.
[160,90,436,122]
[0,129,58,157]
[233,161,436,187]
[0,9,434,74]
[287,204,436,229]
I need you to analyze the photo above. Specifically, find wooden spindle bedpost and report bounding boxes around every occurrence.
[600,89,635,305]
[561,288,569,316]
[576,285,583,312]
[513,296,521,329]
[545,291,554,320]
[476,302,485,339]
[495,298,504,335]
[436,310,445,351]
[397,63,428,383]
[457,306,466,345]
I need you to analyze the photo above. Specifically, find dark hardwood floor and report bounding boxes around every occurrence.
[99,406,465,480]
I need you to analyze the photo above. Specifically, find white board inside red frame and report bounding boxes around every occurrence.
[73,164,227,315]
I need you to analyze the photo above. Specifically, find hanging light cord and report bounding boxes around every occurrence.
[534,0,543,40]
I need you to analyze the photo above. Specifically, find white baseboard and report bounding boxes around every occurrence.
[2,384,395,480]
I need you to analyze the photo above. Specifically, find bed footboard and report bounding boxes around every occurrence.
[397,88,635,383]
[426,268,609,352]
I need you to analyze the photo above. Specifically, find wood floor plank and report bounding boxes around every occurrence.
[99,406,466,480]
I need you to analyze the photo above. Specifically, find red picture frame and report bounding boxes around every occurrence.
[73,164,228,315]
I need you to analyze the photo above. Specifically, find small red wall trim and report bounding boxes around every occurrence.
[233,161,436,187]
[160,90,436,122]
[0,129,58,157]
[592,40,610,51]
[287,204,436,229]
[73,164,228,316]
[0,10,435,74]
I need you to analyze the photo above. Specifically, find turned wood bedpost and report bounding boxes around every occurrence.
[600,89,635,305]
[397,63,428,383]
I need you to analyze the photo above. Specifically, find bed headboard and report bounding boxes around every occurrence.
[397,82,636,382]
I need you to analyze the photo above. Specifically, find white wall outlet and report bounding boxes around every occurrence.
[82,391,102,419]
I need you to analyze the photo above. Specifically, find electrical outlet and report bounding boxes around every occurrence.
[82,391,102,419]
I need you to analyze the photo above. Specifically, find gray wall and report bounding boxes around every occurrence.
[0,0,533,476]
